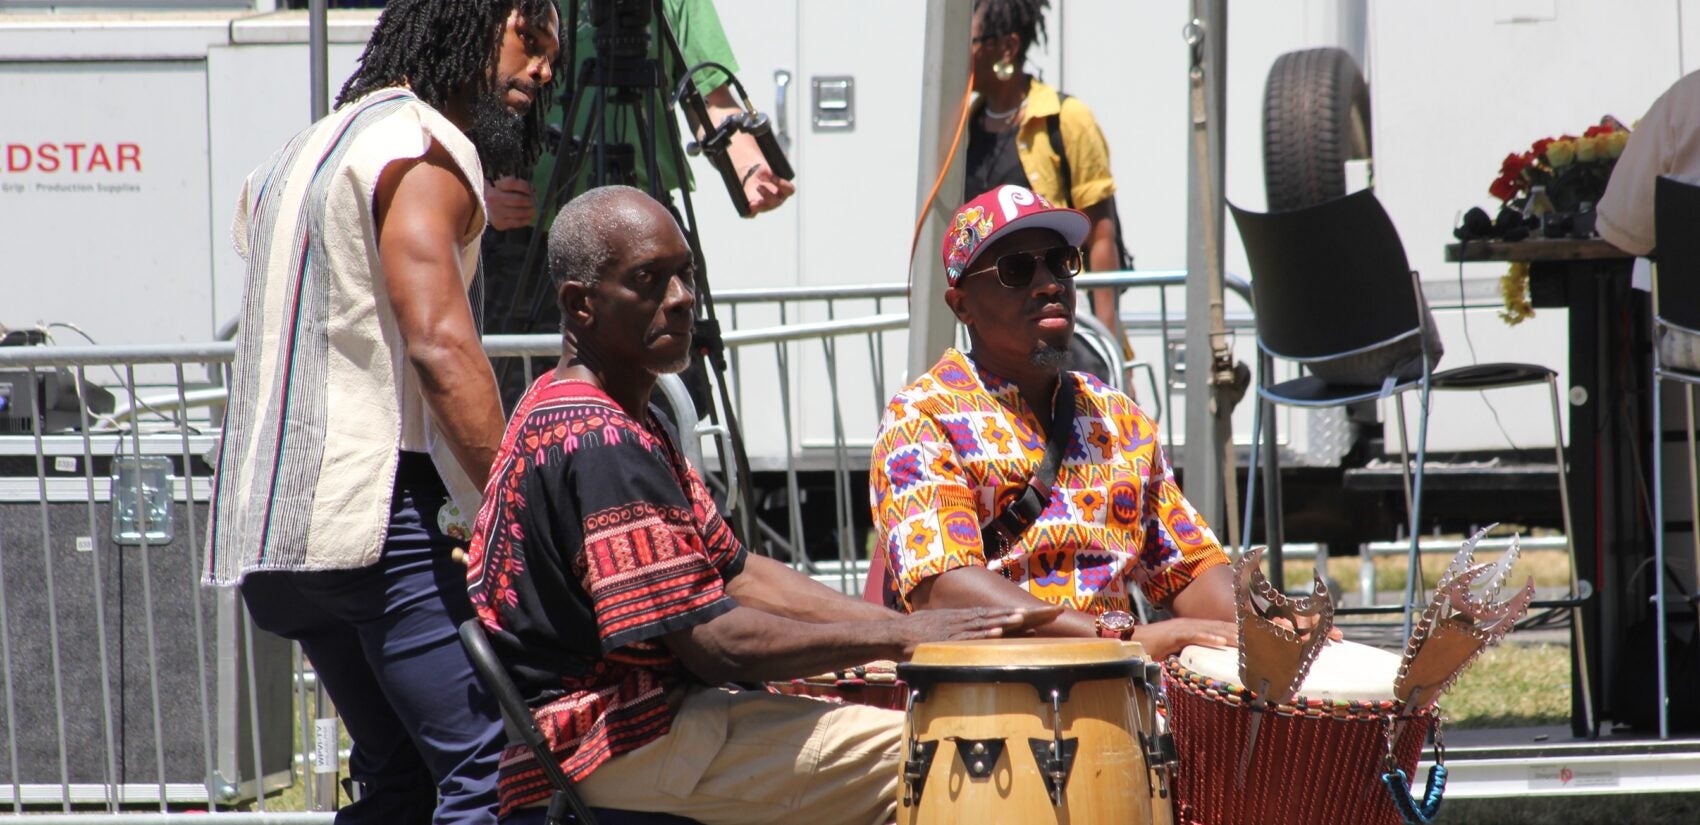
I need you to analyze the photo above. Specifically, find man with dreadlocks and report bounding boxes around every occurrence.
[204,1,561,821]
[967,0,1133,368]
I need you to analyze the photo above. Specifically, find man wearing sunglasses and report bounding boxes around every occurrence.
[869,185,1238,659]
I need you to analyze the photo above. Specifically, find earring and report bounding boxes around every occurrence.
[993,59,1016,82]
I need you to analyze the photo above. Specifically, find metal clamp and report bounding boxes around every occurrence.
[901,688,938,806]
[1027,688,1079,806]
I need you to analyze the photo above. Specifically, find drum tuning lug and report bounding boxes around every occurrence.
[952,738,1007,779]
[903,739,940,805]
[1026,737,1080,805]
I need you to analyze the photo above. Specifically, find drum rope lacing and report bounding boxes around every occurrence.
[1164,657,1450,825]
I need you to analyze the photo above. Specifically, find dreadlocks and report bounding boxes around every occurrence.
[338,0,563,174]
[973,0,1049,60]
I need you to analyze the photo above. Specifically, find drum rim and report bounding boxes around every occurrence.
[897,659,1147,703]
[1163,658,1436,721]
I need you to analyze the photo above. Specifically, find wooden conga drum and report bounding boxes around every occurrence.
[896,638,1158,825]
[1164,640,1436,825]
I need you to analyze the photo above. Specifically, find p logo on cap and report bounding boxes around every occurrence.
[943,185,1091,286]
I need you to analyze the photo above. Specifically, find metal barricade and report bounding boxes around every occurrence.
[0,342,312,818]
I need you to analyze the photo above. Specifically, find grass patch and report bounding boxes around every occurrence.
[1440,643,1571,729]
[1280,546,1578,597]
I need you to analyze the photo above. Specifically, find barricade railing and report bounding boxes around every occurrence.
[0,341,315,818]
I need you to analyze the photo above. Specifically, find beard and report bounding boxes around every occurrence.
[651,354,694,376]
[463,84,530,178]
[1029,339,1071,372]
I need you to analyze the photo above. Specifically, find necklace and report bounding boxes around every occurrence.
[983,96,1026,120]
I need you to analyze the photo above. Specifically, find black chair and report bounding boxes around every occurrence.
[1228,190,1584,650]
[457,619,701,825]
[1649,176,1700,738]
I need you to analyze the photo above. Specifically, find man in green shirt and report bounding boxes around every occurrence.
[482,0,793,402]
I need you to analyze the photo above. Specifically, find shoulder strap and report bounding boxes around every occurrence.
[982,374,1077,559]
[1050,93,1136,270]
[1047,92,1075,209]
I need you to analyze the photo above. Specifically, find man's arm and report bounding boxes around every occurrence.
[1167,562,1236,622]
[664,602,1062,685]
[726,553,901,623]
[376,143,505,489]
[483,175,537,231]
[912,565,1232,660]
[704,86,794,215]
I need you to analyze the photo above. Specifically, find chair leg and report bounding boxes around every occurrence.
[1241,392,1262,558]
[1262,399,1286,591]
[1547,374,1594,736]
[1394,393,1416,521]
[1687,385,1700,722]
[1402,384,1432,641]
[1653,364,1670,739]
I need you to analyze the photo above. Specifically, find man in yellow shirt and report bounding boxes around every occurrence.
[870,186,1236,659]
[966,0,1129,344]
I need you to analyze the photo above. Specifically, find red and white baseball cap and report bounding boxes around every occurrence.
[942,185,1089,286]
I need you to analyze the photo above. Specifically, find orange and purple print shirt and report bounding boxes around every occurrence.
[870,348,1228,614]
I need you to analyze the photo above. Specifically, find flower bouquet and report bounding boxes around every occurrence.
[1489,124,1629,215]
[1465,121,1631,325]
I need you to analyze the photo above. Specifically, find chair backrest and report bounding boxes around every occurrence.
[1229,188,1423,360]
[1654,176,1700,332]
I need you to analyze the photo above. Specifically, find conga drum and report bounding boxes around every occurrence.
[768,661,907,710]
[1164,640,1436,825]
[896,638,1159,825]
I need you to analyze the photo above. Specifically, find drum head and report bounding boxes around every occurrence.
[910,637,1146,666]
[1176,639,1400,701]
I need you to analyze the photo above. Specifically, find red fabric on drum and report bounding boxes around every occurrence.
[1164,662,1434,825]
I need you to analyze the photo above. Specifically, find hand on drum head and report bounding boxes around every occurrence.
[1268,614,1346,643]
[1135,618,1239,660]
[894,605,1065,659]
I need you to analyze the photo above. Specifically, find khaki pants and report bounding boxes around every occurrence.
[575,686,903,825]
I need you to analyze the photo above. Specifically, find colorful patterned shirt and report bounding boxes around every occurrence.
[466,377,745,815]
[870,349,1227,614]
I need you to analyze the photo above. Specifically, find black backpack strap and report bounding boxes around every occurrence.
[982,374,1077,558]
[1050,92,1136,271]
[1046,92,1075,209]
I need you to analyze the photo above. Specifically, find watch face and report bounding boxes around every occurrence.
[1100,611,1136,633]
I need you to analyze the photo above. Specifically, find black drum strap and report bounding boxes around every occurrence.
[982,374,1076,559]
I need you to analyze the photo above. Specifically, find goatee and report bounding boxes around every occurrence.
[1029,340,1071,372]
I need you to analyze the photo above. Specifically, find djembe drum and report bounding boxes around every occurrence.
[1163,640,1436,825]
[895,638,1162,825]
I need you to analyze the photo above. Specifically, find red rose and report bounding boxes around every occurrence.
[1499,153,1527,177]
[1532,137,1554,155]
[1489,175,1518,202]
[1584,124,1615,138]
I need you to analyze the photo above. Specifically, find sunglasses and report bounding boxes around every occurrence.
[960,245,1083,289]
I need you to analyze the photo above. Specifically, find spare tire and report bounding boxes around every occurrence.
[1262,47,1372,212]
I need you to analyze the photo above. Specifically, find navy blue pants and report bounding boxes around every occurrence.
[243,452,504,824]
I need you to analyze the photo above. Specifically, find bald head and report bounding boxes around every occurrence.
[547,185,678,293]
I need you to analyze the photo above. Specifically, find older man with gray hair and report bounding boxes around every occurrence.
[463,186,1058,824]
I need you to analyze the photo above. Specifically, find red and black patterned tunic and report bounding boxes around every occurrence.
[465,376,746,815]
